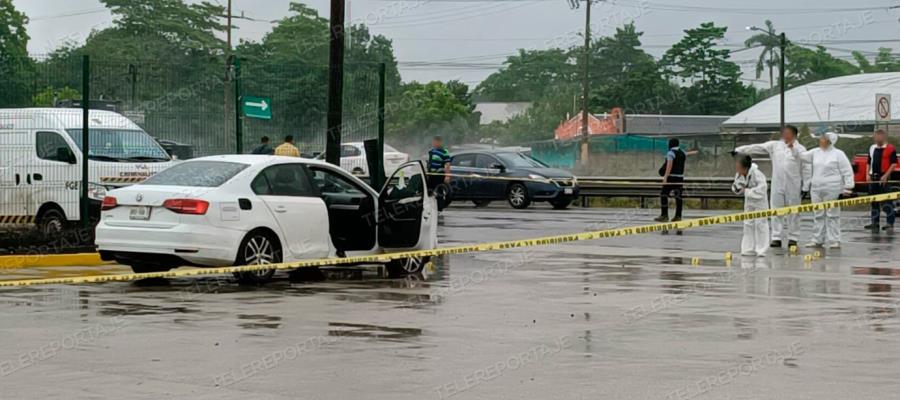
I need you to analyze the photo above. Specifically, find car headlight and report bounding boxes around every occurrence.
[87,183,109,201]
[528,174,550,183]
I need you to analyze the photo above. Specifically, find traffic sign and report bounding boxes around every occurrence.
[876,93,891,121]
[242,95,272,120]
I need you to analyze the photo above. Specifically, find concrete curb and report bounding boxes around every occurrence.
[0,253,106,269]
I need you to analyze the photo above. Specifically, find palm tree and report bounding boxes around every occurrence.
[744,20,781,90]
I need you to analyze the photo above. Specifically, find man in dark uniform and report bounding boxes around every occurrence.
[865,129,897,232]
[427,136,452,211]
[655,138,686,222]
[250,136,273,155]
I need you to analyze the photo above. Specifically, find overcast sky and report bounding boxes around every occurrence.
[13,0,900,86]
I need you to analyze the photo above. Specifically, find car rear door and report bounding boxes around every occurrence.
[378,161,436,250]
[252,163,332,260]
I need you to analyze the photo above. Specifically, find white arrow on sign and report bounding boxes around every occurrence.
[246,100,268,111]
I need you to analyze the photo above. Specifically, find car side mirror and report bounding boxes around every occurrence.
[489,162,505,172]
[58,147,76,164]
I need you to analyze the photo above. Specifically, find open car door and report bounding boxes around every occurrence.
[378,161,436,250]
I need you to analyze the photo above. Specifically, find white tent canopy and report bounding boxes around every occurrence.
[723,72,900,128]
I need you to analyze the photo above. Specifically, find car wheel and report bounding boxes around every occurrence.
[550,199,572,210]
[386,255,431,278]
[507,183,531,209]
[233,231,280,284]
[472,200,491,208]
[37,207,66,239]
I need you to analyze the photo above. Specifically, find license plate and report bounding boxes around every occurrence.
[564,188,573,195]
[129,206,151,220]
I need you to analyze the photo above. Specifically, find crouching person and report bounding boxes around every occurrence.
[732,154,770,257]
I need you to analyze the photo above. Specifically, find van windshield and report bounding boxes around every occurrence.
[66,129,170,162]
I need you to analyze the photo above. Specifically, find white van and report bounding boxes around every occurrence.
[0,108,174,235]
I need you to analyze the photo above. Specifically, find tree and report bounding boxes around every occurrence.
[661,22,754,115]
[474,49,575,102]
[99,0,225,55]
[587,23,683,114]
[235,2,403,142]
[853,48,900,73]
[388,81,476,145]
[0,0,31,106]
[784,44,860,88]
[744,20,781,90]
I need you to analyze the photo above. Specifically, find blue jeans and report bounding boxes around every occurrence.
[870,180,896,227]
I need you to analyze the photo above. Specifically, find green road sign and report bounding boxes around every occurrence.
[242,95,272,120]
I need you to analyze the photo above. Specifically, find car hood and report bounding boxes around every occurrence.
[516,167,574,179]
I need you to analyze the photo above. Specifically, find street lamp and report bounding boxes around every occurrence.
[747,26,787,134]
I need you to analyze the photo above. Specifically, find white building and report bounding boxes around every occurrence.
[723,72,900,135]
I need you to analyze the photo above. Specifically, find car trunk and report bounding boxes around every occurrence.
[103,185,213,228]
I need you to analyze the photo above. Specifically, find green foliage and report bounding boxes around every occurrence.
[853,48,900,73]
[743,20,781,90]
[387,81,477,145]
[31,86,81,106]
[475,49,575,102]
[0,0,31,106]
[784,45,860,88]
[588,23,684,114]
[661,22,755,115]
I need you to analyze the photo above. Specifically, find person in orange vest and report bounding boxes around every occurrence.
[865,129,897,232]
[274,135,300,157]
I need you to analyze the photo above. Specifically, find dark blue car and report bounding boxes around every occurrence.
[446,150,579,209]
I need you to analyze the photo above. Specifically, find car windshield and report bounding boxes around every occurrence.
[141,161,248,187]
[495,152,545,168]
[66,129,170,162]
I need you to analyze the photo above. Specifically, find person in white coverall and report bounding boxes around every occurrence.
[796,132,855,248]
[732,154,770,256]
[734,125,810,249]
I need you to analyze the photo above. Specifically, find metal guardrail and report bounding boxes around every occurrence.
[577,176,741,208]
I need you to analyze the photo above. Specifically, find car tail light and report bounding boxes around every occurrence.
[163,199,209,215]
[101,196,118,210]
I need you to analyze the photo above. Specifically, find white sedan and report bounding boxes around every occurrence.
[95,155,438,283]
[316,142,410,177]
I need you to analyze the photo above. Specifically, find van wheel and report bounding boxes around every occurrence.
[386,256,431,278]
[37,208,66,239]
[352,167,365,176]
[472,200,491,208]
[233,231,280,284]
[507,183,531,209]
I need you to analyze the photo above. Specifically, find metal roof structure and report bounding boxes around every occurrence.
[723,72,900,128]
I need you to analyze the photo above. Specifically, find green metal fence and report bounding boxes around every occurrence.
[0,54,384,246]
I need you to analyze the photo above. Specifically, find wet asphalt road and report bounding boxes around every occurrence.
[1,204,898,400]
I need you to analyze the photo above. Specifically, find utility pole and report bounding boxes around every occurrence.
[326,0,346,166]
[225,0,233,153]
[779,32,786,134]
[579,0,592,166]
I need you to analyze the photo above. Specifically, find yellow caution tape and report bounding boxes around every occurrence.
[0,191,897,288]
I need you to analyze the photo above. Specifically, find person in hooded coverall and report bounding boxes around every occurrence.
[796,132,855,248]
[734,125,810,249]
[732,154,770,256]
